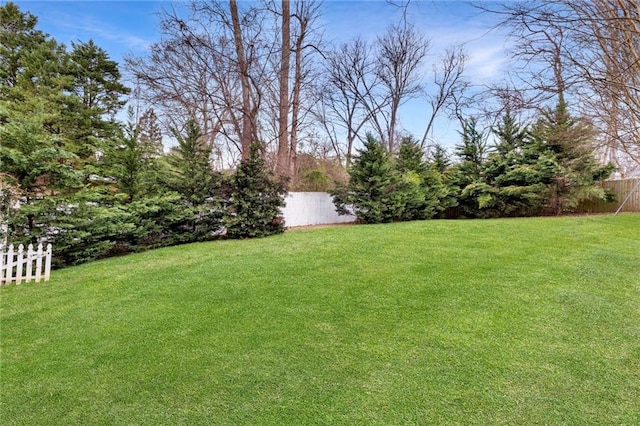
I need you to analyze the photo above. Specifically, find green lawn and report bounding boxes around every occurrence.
[2,215,639,425]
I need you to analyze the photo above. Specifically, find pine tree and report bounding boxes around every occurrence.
[429,143,451,174]
[532,101,615,214]
[396,137,428,176]
[454,118,487,182]
[226,143,287,238]
[137,108,164,158]
[65,40,130,165]
[1,3,81,238]
[107,109,162,203]
[493,109,528,157]
[395,137,449,220]
[450,118,493,217]
[167,118,215,207]
[0,2,48,87]
[332,134,403,223]
[483,110,558,217]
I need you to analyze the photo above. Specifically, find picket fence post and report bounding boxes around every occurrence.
[45,244,52,282]
[16,244,24,285]
[0,243,53,285]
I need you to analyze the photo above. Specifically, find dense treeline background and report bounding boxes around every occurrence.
[1,1,635,267]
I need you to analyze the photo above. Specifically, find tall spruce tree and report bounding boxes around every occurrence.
[167,118,216,207]
[450,118,493,217]
[395,137,450,220]
[226,143,287,238]
[332,134,403,223]
[482,110,558,216]
[532,101,615,214]
[429,143,451,174]
[107,109,164,203]
[137,108,164,158]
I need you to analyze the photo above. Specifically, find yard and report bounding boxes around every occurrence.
[1,215,639,424]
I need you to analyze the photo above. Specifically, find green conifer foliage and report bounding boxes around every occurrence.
[65,40,130,163]
[167,119,216,206]
[137,108,164,157]
[109,117,146,203]
[429,143,451,174]
[450,118,491,217]
[332,134,403,223]
[482,111,558,217]
[395,137,450,221]
[532,101,615,214]
[226,143,287,238]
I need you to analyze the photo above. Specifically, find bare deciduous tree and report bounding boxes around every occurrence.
[275,0,291,176]
[565,0,640,174]
[420,45,469,150]
[288,0,323,179]
[126,1,276,164]
[270,0,323,180]
[125,9,229,161]
[483,0,640,175]
[373,22,429,152]
[318,38,380,167]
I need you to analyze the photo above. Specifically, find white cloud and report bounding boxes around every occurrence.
[72,22,152,52]
[465,43,509,81]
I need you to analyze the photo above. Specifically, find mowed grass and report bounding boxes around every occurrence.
[1,215,639,425]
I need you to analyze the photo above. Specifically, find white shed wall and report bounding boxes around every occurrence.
[281,192,356,227]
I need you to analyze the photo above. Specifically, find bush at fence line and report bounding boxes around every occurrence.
[332,135,450,224]
[5,190,224,268]
[4,145,287,267]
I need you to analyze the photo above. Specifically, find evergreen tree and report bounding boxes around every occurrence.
[429,143,451,174]
[332,134,403,223]
[137,108,164,158]
[65,40,130,163]
[0,105,82,238]
[532,101,615,214]
[450,118,492,217]
[1,2,49,87]
[226,143,287,238]
[1,3,136,254]
[396,137,429,176]
[1,4,79,237]
[482,110,558,217]
[69,40,129,115]
[167,119,215,206]
[493,109,528,157]
[454,118,487,182]
[107,109,165,203]
[395,137,450,221]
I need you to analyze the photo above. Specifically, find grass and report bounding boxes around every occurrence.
[1,214,639,425]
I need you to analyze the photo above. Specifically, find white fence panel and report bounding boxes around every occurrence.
[281,192,356,227]
[0,243,52,285]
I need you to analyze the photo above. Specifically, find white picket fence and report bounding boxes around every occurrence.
[0,243,52,285]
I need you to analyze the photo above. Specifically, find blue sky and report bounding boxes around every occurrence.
[10,0,509,148]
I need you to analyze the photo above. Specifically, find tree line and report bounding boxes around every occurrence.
[1,1,635,267]
[333,103,615,224]
[1,3,286,267]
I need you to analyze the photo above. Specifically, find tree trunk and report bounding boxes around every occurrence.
[230,0,253,160]
[276,0,291,177]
